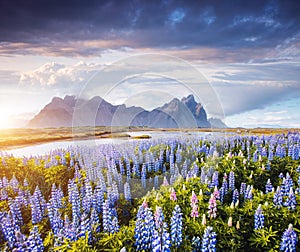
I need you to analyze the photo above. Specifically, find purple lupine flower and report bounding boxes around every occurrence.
[201,226,217,252]
[208,194,217,219]
[228,171,235,191]
[284,188,297,210]
[213,186,220,201]
[280,224,298,252]
[190,191,198,206]
[273,186,283,208]
[191,203,199,218]
[170,205,183,248]
[170,188,177,201]
[265,179,274,194]
[254,204,264,230]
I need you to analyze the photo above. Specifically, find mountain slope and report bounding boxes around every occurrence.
[28,94,215,128]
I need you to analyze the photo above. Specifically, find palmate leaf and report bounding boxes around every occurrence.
[249,226,279,250]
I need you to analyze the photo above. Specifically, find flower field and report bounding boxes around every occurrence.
[0,131,300,251]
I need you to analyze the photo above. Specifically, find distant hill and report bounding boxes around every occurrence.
[208,117,228,128]
[28,94,226,128]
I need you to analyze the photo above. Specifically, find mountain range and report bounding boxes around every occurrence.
[28,94,227,128]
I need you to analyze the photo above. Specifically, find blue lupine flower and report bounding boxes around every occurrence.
[228,171,235,191]
[210,171,219,188]
[191,236,201,252]
[265,179,274,194]
[1,214,16,249]
[25,226,44,252]
[273,186,283,208]
[284,188,297,210]
[240,182,247,195]
[245,185,253,200]
[152,222,171,252]
[201,226,217,252]
[232,189,239,204]
[134,205,155,251]
[124,182,131,201]
[170,205,183,248]
[91,208,101,233]
[280,224,298,252]
[79,212,92,243]
[254,204,264,230]
[221,174,228,194]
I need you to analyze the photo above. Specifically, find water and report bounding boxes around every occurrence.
[4,131,214,157]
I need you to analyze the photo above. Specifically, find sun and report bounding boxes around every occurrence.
[0,109,13,129]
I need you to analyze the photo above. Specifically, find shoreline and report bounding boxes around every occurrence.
[0,126,299,151]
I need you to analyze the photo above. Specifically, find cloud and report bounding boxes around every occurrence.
[19,62,100,86]
[0,0,299,58]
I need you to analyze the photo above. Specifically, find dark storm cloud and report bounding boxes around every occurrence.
[0,0,299,53]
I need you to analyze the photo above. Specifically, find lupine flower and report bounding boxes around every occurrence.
[254,204,264,230]
[245,185,253,200]
[91,208,100,233]
[232,189,239,204]
[236,221,240,230]
[213,186,220,200]
[280,224,298,252]
[222,174,228,194]
[124,182,131,201]
[154,206,164,229]
[273,186,283,208]
[191,203,199,218]
[170,205,183,248]
[240,182,247,195]
[211,171,219,188]
[265,179,274,194]
[219,186,225,203]
[192,236,201,252]
[208,194,217,219]
[228,171,235,191]
[135,205,155,251]
[163,177,169,186]
[201,226,217,252]
[196,211,204,226]
[191,191,198,205]
[228,216,233,227]
[166,187,176,201]
[284,188,297,210]
[79,212,92,243]
[1,214,16,249]
[152,221,171,252]
[25,226,44,252]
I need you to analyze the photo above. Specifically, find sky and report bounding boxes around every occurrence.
[0,0,299,128]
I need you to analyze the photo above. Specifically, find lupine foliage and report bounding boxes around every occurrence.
[0,131,299,251]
